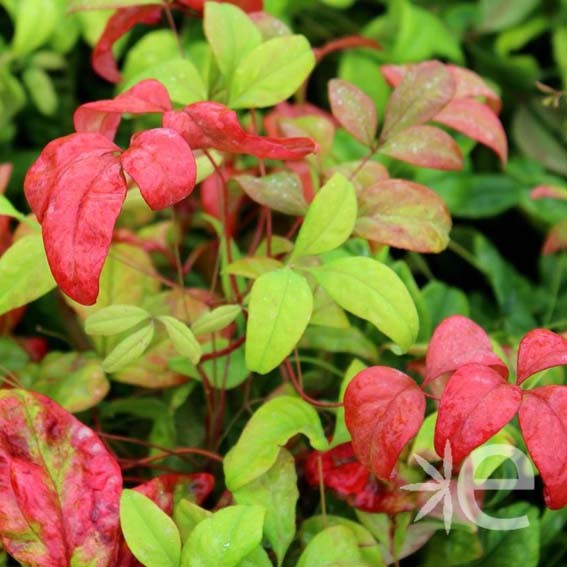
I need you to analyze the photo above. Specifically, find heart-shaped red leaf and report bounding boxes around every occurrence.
[121,128,196,210]
[516,328,567,385]
[328,78,377,146]
[424,315,508,386]
[381,61,455,140]
[519,386,567,509]
[92,5,163,83]
[434,363,521,463]
[379,125,463,170]
[24,133,127,305]
[344,366,426,480]
[163,103,318,160]
[74,79,172,140]
[0,390,122,566]
[434,99,507,165]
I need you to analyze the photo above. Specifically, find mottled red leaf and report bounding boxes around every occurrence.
[121,128,196,209]
[0,390,122,566]
[424,315,508,386]
[381,61,455,140]
[519,386,567,509]
[74,79,172,140]
[379,125,463,170]
[434,99,507,165]
[117,472,214,566]
[304,442,417,513]
[163,103,318,160]
[314,35,381,62]
[516,328,567,385]
[542,220,567,255]
[344,366,426,480]
[355,179,452,253]
[328,79,377,146]
[92,5,163,83]
[24,133,127,304]
[434,364,521,463]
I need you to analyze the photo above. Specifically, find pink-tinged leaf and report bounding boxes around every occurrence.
[519,386,567,509]
[379,125,463,170]
[121,128,196,210]
[516,328,567,385]
[434,99,507,165]
[381,61,455,140]
[543,220,567,255]
[264,101,333,138]
[344,366,426,480]
[531,185,567,201]
[314,35,381,63]
[92,6,163,83]
[0,389,122,566]
[24,133,127,305]
[304,442,418,513]
[163,103,318,160]
[424,315,508,386]
[117,473,214,566]
[328,79,377,146]
[381,63,502,113]
[355,179,452,253]
[434,364,521,463]
[74,79,172,140]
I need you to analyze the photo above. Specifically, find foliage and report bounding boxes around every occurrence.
[0,0,566,565]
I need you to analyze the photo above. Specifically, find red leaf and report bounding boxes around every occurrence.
[121,128,196,210]
[424,315,508,386]
[355,179,452,253]
[0,390,122,566]
[24,133,127,304]
[117,473,214,566]
[381,61,455,140]
[379,125,463,170]
[434,364,521,463]
[516,328,567,385]
[304,442,417,514]
[328,79,377,146]
[74,79,172,140]
[163,103,318,160]
[434,99,507,165]
[519,386,567,509]
[92,6,163,83]
[314,35,381,63]
[344,367,426,480]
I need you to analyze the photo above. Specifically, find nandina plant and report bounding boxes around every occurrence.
[0,0,564,566]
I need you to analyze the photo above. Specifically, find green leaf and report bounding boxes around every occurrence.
[225,257,284,279]
[423,530,482,566]
[158,316,201,364]
[236,546,272,566]
[300,515,385,567]
[85,305,150,336]
[300,326,378,361]
[0,195,30,223]
[180,505,265,567]
[121,58,207,106]
[120,489,181,567]
[311,257,419,353]
[102,321,155,373]
[409,412,439,465]
[245,269,313,374]
[332,359,367,447]
[229,35,315,108]
[292,173,357,259]
[22,67,57,116]
[174,500,211,543]
[68,0,158,10]
[224,396,328,490]
[204,2,262,82]
[422,281,469,332]
[0,234,56,316]
[477,0,539,33]
[233,448,298,566]
[191,305,242,336]
[10,0,60,57]
[297,525,366,566]
[235,172,308,216]
[309,286,350,329]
